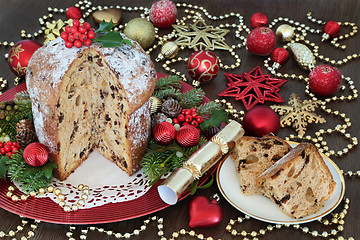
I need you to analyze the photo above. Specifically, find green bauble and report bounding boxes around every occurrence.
[124,18,155,49]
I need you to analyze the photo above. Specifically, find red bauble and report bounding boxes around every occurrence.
[176,125,200,148]
[270,47,289,68]
[188,196,223,228]
[23,142,49,167]
[66,6,83,20]
[149,0,177,29]
[246,27,276,56]
[322,21,340,41]
[153,122,176,145]
[187,50,220,83]
[250,12,268,28]
[8,40,42,78]
[242,105,280,136]
[309,65,342,96]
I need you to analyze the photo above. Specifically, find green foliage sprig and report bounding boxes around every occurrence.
[0,151,57,193]
[142,137,207,185]
[93,20,133,48]
[0,91,33,141]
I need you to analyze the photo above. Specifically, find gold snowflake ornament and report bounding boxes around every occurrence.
[271,93,326,136]
[173,18,230,51]
[44,19,73,44]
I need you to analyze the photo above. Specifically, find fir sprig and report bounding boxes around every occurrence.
[180,88,205,109]
[0,91,33,141]
[2,151,57,193]
[195,101,223,116]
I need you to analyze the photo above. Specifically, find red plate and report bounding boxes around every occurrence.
[0,73,214,224]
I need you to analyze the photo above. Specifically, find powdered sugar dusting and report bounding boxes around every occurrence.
[129,100,151,152]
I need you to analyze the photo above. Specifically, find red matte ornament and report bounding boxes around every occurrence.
[176,125,200,148]
[218,66,287,110]
[322,21,340,41]
[250,12,268,28]
[270,47,289,69]
[66,6,83,20]
[187,50,220,85]
[23,142,49,167]
[153,122,176,145]
[242,105,280,136]
[188,195,223,228]
[8,40,42,78]
[309,65,342,96]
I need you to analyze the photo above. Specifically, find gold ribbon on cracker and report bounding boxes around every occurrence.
[158,120,244,205]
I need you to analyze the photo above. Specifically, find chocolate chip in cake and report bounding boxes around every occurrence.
[305,154,310,165]
[271,155,281,162]
[88,56,93,61]
[96,58,103,67]
[271,169,284,179]
[273,139,284,145]
[281,194,290,204]
[75,95,81,106]
[115,140,120,145]
[57,143,61,151]
[260,142,272,150]
[122,161,128,169]
[300,150,306,158]
[100,90,105,99]
[59,113,64,123]
[56,100,61,108]
[79,66,83,71]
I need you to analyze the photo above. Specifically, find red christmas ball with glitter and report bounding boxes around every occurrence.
[242,105,280,136]
[246,27,276,56]
[8,40,42,78]
[322,21,340,41]
[23,142,49,167]
[176,125,200,148]
[309,65,342,96]
[187,50,220,83]
[153,122,176,145]
[250,12,268,28]
[270,47,289,68]
[66,6,83,20]
[149,0,177,29]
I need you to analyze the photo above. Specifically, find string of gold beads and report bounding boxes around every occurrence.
[0,77,8,94]
[6,184,90,212]
[226,198,353,239]
[0,216,40,240]
[214,99,244,121]
[66,216,214,240]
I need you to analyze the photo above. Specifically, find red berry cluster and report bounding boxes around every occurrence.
[61,20,95,48]
[0,141,20,158]
[173,108,204,128]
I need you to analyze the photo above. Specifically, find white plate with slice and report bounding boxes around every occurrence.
[216,141,345,224]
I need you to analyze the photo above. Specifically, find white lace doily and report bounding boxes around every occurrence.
[14,150,152,209]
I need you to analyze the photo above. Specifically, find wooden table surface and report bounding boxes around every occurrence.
[0,0,359,239]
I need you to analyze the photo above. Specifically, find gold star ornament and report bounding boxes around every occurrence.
[173,18,230,51]
[271,93,326,136]
[44,19,73,44]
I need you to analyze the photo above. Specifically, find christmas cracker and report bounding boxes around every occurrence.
[158,120,244,205]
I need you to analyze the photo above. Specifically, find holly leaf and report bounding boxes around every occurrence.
[95,20,115,33]
[0,156,9,179]
[41,161,58,179]
[93,31,134,48]
[200,108,228,130]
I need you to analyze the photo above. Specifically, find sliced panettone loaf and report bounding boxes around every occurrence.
[231,136,292,195]
[257,142,336,219]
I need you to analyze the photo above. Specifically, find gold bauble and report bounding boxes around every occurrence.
[92,9,122,25]
[124,18,155,49]
[276,24,295,42]
[155,42,179,62]
[149,96,162,114]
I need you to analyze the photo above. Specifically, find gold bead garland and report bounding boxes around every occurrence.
[0,216,40,240]
[6,184,90,212]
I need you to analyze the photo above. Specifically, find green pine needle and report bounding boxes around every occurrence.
[195,101,222,116]
[180,88,205,108]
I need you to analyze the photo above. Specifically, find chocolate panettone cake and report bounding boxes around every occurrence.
[26,36,157,180]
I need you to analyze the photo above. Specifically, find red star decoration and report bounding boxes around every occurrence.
[218,66,287,110]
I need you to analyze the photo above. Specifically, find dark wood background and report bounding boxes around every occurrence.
[0,0,359,239]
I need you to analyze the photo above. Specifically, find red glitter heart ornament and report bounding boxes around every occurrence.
[218,66,287,110]
[188,195,223,228]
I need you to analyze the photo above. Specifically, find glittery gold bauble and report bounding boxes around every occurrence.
[124,18,155,49]
[276,24,295,42]
[155,41,179,62]
[289,43,316,70]
[92,9,122,25]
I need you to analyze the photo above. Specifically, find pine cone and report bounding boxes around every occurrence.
[161,98,182,118]
[16,119,37,149]
[151,112,168,128]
